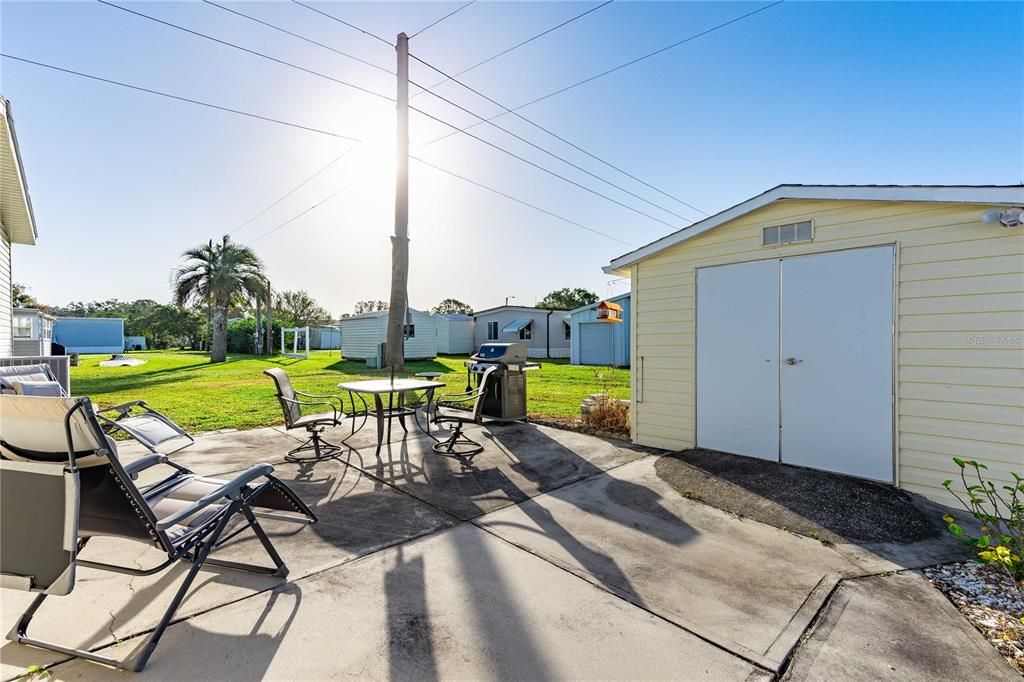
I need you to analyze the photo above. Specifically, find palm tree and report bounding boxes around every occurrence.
[173,235,266,363]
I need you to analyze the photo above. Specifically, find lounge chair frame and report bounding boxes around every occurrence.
[94,400,196,455]
[3,397,316,672]
[0,363,195,455]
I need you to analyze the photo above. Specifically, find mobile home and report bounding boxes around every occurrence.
[12,308,54,356]
[310,326,341,350]
[53,317,125,354]
[472,305,570,359]
[435,313,474,354]
[604,184,1024,507]
[339,309,437,363]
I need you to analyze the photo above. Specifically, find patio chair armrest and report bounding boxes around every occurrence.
[294,391,345,410]
[436,391,477,406]
[123,454,169,479]
[155,464,275,530]
[280,396,338,416]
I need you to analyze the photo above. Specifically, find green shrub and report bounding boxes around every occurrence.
[226,318,281,354]
[943,458,1023,587]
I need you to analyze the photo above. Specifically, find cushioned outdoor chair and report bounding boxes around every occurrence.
[430,366,497,458]
[0,363,195,455]
[264,368,365,463]
[0,394,317,672]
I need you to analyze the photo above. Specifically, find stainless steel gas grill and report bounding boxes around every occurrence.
[465,342,539,422]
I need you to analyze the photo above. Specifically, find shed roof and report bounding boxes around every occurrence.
[605,184,1024,274]
[569,292,630,315]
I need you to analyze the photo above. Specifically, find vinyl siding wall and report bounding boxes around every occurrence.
[0,226,11,357]
[631,199,1024,506]
[570,296,631,366]
[340,311,437,360]
[436,317,474,354]
[473,310,571,358]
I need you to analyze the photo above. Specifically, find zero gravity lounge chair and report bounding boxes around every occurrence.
[0,363,195,455]
[0,395,317,672]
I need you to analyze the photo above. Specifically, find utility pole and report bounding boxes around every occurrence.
[265,285,273,355]
[386,31,410,374]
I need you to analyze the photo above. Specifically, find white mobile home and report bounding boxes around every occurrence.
[569,293,631,367]
[605,184,1024,507]
[339,309,437,363]
[310,326,341,350]
[435,313,474,354]
[472,305,570,359]
[1,97,38,357]
[12,308,54,356]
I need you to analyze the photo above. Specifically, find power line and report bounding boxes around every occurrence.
[412,156,634,247]
[410,1,477,39]
[290,0,394,47]
[248,181,358,243]
[410,0,614,98]
[97,0,394,103]
[0,53,361,141]
[230,144,361,235]
[416,1,785,150]
[202,0,393,75]
[409,54,704,218]
[519,0,785,109]
[408,104,677,229]
[408,74,692,222]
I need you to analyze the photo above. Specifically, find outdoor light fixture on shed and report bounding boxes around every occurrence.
[980,207,1023,228]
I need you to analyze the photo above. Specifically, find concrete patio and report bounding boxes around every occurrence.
[1,420,1015,681]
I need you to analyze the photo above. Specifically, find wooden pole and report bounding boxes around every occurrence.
[265,285,273,354]
[386,32,410,375]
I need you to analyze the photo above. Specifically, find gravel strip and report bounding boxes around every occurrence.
[924,562,1023,675]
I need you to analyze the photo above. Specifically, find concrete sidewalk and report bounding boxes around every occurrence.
[1,422,1014,680]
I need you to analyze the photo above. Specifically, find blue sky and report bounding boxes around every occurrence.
[3,1,1021,316]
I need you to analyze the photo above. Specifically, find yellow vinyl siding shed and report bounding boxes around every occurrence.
[606,185,1024,507]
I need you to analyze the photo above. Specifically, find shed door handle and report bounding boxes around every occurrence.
[785,357,801,366]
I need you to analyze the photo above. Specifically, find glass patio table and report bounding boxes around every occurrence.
[337,378,446,457]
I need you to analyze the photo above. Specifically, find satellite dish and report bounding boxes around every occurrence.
[980,208,1003,224]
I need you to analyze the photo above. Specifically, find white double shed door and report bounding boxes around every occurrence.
[696,246,894,482]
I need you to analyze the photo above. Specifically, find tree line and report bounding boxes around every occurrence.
[16,233,602,364]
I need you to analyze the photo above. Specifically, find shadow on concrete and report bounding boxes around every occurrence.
[656,449,944,545]
[385,546,438,682]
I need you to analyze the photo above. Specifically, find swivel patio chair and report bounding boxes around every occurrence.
[0,394,317,672]
[430,366,497,458]
[264,368,364,463]
[0,363,195,455]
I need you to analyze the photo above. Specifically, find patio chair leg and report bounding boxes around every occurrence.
[431,423,484,458]
[7,507,238,673]
[285,427,341,463]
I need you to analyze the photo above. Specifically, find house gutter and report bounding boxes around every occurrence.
[545,310,553,359]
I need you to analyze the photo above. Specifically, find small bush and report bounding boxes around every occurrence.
[586,395,630,436]
[943,458,1023,588]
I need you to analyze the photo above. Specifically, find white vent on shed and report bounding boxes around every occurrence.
[763,220,813,246]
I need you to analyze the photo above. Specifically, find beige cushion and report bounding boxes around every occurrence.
[0,395,107,458]
[11,380,64,397]
[146,476,227,545]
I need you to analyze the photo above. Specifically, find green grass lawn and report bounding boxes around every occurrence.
[71,351,630,434]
